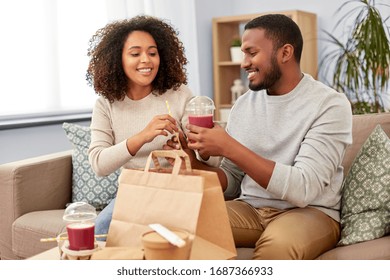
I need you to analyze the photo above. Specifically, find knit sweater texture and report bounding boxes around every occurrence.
[88,84,193,176]
[222,74,352,221]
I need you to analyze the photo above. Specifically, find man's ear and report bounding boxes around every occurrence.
[280,44,294,63]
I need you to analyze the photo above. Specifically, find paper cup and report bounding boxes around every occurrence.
[142,229,192,260]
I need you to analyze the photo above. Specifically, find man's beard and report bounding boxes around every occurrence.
[248,56,281,91]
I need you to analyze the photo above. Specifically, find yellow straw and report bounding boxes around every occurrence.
[40,234,107,243]
[165,100,172,115]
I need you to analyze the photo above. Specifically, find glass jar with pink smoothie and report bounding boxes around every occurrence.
[186,96,215,128]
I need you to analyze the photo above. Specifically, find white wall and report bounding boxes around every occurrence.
[194,0,232,97]
[194,0,390,100]
[0,121,90,164]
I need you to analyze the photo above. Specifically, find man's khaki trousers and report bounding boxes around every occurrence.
[226,200,340,259]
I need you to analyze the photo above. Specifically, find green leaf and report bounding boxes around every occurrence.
[319,0,390,114]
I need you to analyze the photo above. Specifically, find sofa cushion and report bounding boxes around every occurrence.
[341,112,390,175]
[317,235,390,260]
[339,125,390,246]
[63,122,120,210]
[12,210,67,259]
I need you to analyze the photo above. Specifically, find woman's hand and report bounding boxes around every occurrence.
[164,130,187,150]
[140,114,178,143]
[163,131,198,166]
[126,114,177,156]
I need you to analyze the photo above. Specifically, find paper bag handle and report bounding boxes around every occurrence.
[145,150,192,174]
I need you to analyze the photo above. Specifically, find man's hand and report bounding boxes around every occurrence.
[186,122,228,159]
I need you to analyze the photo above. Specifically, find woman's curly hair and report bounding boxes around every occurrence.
[86,15,188,102]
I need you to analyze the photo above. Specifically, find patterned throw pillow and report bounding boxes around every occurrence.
[339,125,390,246]
[63,122,120,210]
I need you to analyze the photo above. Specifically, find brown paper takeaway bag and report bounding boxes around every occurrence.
[106,150,236,260]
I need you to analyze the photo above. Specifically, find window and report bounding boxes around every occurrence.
[0,0,200,126]
[0,0,107,118]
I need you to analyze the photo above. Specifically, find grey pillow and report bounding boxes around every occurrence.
[339,125,390,246]
[63,122,120,210]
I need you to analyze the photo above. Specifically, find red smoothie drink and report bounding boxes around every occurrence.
[66,223,95,251]
[188,114,214,128]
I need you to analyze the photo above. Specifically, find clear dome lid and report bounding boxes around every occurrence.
[185,96,215,114]
[63,202,97,223]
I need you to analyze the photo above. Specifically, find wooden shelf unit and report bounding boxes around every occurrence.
[212,10,318,120]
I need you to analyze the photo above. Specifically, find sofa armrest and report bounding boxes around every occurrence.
[0,150,73,252]
[0,150,74,259]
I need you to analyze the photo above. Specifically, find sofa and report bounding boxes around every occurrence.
[1,113,389,260]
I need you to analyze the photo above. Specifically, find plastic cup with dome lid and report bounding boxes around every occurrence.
[185,96,215,128]
[63,202,97,251]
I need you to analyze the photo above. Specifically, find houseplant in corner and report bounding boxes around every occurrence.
[319,0,390,114]
[230,37,243,63]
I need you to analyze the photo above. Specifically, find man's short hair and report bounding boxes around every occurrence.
[245,14,303,63]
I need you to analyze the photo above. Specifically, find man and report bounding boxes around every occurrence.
[166,14,352,259]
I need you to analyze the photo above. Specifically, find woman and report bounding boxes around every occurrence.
[86,15,193,237]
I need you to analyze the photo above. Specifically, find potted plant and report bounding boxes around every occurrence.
[319,0,390,114]
[230,37,243,62]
